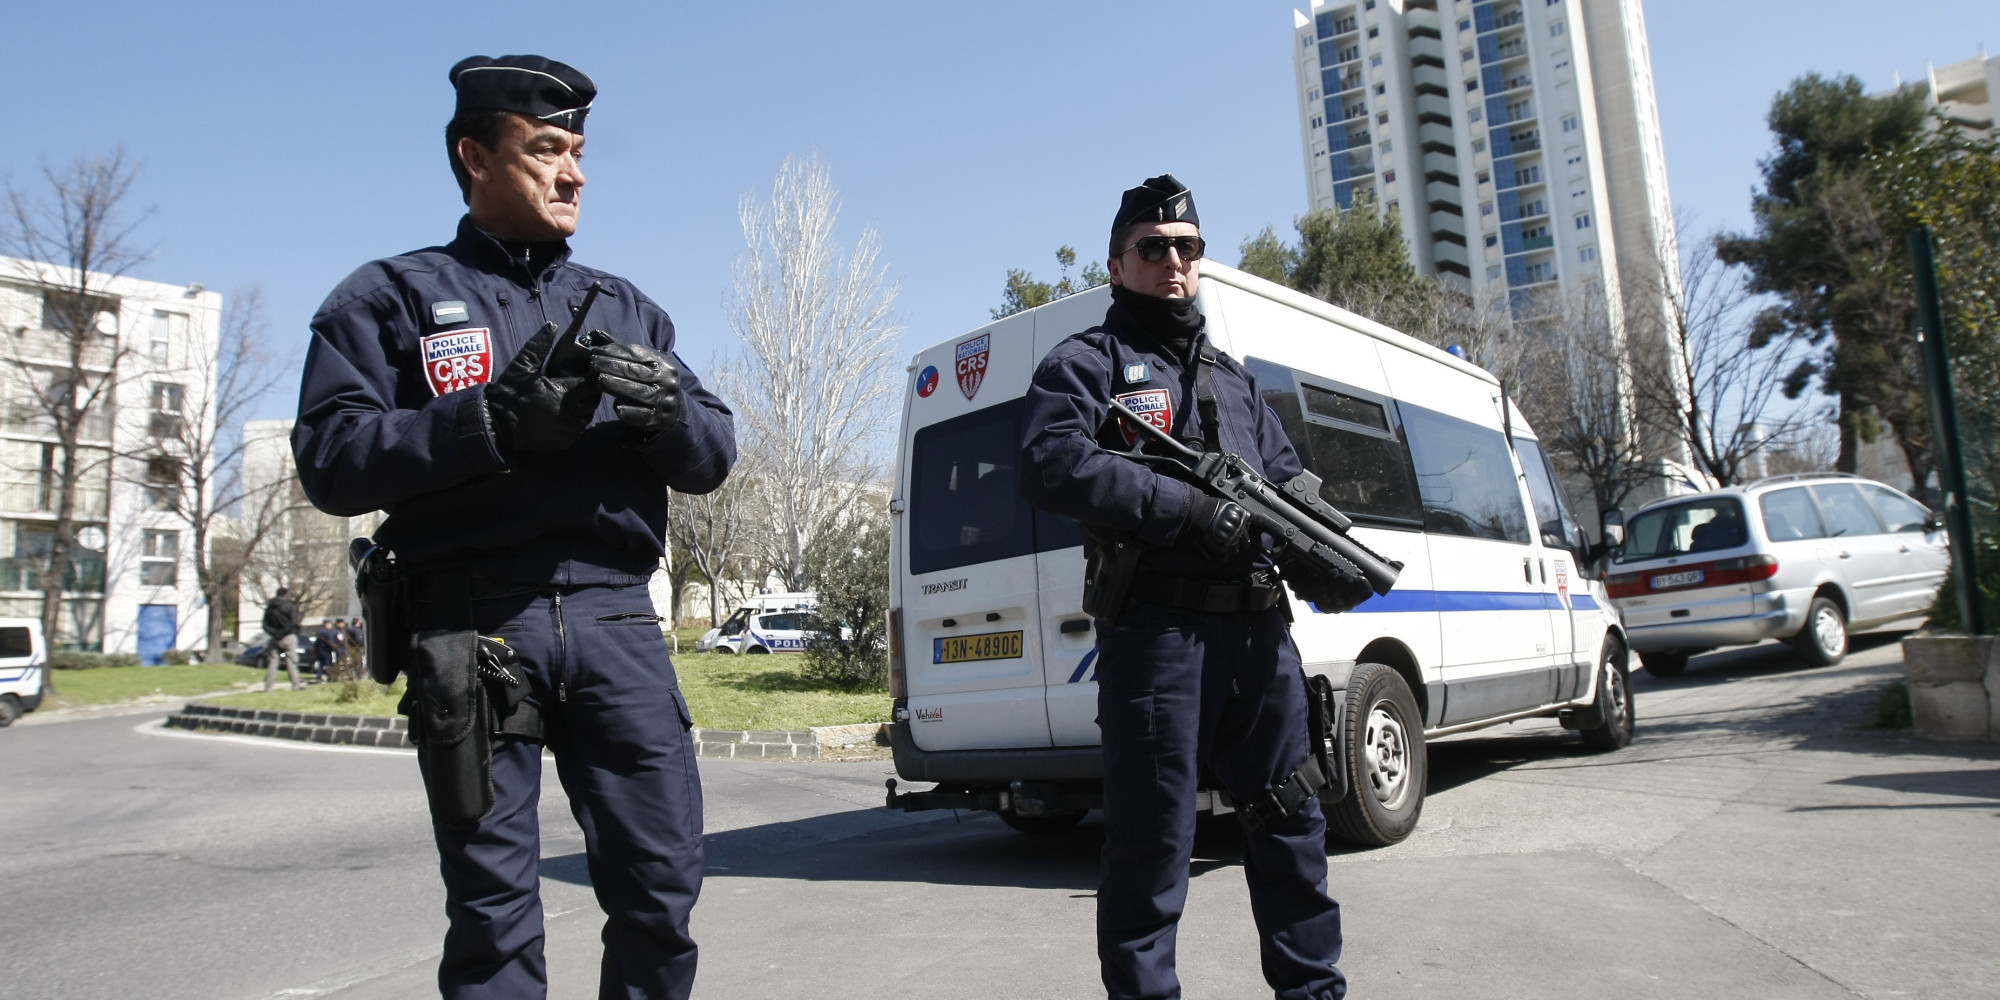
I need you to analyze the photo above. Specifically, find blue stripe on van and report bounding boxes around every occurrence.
[1328,590,1605,613]
[1067,648,1098,684]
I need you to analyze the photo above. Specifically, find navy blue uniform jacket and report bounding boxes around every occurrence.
[293,217,736,585]
[1019,297,1303,579]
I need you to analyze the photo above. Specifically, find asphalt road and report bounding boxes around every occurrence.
[5,632,1998,1000]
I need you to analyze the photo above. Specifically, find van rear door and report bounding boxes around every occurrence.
[899,314,1052,751]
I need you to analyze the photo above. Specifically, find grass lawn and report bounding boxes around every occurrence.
[44,663,262,709]
[207,678,407,717]
[195,648,888,732]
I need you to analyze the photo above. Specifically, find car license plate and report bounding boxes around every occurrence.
[933,630,1024,664]
[1651,569,1705,590]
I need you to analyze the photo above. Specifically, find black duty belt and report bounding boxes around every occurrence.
[1129,571,1284,615]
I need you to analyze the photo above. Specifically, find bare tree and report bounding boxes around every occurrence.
[2,149,149,680]
[667,476,754,628]
[115,287,291,660]
[1629,233,1822,487]
[721,154,903,589]
[1506,295,1660,518]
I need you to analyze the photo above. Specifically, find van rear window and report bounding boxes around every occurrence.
[0,627,30,657]
[908,399,1083,574]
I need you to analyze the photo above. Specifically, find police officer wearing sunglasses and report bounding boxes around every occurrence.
[1020,175,1349,1000]
[292,55,734,999]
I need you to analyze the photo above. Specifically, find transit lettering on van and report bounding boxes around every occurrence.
[882,262,1636,845]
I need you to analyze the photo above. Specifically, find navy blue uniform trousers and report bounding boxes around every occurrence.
[416,583,701,1000]
[1095,606,1345,1000]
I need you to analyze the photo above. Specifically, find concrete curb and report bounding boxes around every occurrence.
[165,701,890,760]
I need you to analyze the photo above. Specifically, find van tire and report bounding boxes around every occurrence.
[997,806,1086,835]
[1323,663,1426,847]
[1578,642,1635,752]
[0,694,21,727]
[1639,651,1688,678]
[745,645,770,655]
[1789,597,1847,667]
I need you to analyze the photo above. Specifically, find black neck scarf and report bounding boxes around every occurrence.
[1111,284,1205,363]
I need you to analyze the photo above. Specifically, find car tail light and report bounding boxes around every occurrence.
[1607,554,1779,599]
[888,607,907,698]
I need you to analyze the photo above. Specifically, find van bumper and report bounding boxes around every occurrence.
[1625,602,1805,652]
[889,720,1104,784]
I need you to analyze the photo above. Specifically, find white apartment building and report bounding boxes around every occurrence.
[1902,51,1997,138]
[0,257,221,658]
[1291,0,1678,340]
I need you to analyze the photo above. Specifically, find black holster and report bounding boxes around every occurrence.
[1081,530,1143,623]
[1241,672,1347,833]
[350,539,407,685]
[386,565,543,830]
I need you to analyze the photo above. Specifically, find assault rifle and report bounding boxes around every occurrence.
[1107,398,1403,598]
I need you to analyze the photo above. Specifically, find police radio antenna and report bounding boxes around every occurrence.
[541,280,605,375]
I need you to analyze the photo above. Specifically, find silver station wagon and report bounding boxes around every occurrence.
[1606,474,1948,677]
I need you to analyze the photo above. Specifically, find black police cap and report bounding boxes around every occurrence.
[1113,174,1199,230]
[449,55,596,134]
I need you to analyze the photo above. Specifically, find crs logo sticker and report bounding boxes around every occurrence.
[955,334,990,400]
[916,365,940,398]
[1113,388,1173,446]
[419,328,494,397]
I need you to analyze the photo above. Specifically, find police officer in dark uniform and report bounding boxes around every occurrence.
[1020,176,1359,1000]
[292,55,735,1000]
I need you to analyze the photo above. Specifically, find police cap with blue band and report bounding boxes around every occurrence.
[1113,174,1200,230]
[449,55,596,134]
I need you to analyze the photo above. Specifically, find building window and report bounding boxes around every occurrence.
[1485,234,1499,247]
[1380,140,1393,153]
[1308,88,1321,101]
[1575,212,1593,229]
[1383,170,1397,183]
[1480,201,1495,216]
[1458,18,1471,31]
[149,312,174,364]
[1550,20,1565,36]
[145,457,180,512]
[1466,77,1478,92]
[1488,265,1503,281]
[1476,169,1491,183]
[1374,83,1386,95]
[1462,47,1475,62]
[1368,26,1380,38]
[148,382,184,438]
[1554,57,1571,70]
[1311,115,1324,129]
[1378,111,1389,124]
[1567,154,1584,168]
[141,530,179,586]
[1562,114,1579,132]
[1304,35,1313,49]
[1472,138,1487,152]
[1370,53,1382,66]
[36,443,55,511]
[1579,245,1598,262]
[1365,0,1376,8]
[1386,200,1399,213]
[1573,188,1588,200]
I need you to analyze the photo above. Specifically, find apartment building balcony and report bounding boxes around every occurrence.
[1519,234,1554,252]
[1432,241,1472,273]
[5,329,118,372]
[1332,73,1365,94]
[1499,72,1534,93]
[1408,34,1446,64]
[1421,150,1459,178]
[1430,211,1467,240]
[4,406,114,444]
[1413,63,1451,92]
[1425,179,1463,207]
[1415,92,1453,122]
[1488,9,1524,32]
[1419,121,1456,149]
[1494,38,1528,60]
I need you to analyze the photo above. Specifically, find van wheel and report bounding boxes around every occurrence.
[745,645,770,655]
[1639,651,1688,678]
[0,694,21,728]
[1323,663,1426,847]
[998,806,1086,835]
[1579,642,1635,752]
[1789,597,1847,667]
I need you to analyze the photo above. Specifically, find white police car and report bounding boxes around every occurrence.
[0,617,49,726]
[706,610,813,655]
[884,262,1632,844]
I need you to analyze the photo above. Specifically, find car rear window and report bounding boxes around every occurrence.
[908,398,1083,575]
[1621,498,1748,561]
[1759,487,1826,541]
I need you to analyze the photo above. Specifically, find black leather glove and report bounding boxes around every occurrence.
[1279,550,1376,614]
[1187,495,1253,561]
[588,340,683,436]
[484,321,601,456]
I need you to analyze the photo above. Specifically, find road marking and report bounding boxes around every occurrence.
[134,718,416,756]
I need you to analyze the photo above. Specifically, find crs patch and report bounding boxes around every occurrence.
[1113,388,1173,446]
[419,328,494,397]
[955,334,990,400]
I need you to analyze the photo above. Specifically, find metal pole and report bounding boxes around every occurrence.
[1907,227,1986,634]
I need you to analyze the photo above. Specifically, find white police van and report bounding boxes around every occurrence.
[884,262,1631,844]
[0,617,49,726]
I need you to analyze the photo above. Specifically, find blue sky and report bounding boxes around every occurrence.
[5,1,1994,420]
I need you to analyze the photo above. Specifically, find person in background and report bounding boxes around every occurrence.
[260,587,301,692]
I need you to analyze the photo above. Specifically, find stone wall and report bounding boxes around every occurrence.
[1902,634,2000,742]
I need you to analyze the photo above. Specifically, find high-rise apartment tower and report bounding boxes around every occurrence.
[1291,0,1677,340]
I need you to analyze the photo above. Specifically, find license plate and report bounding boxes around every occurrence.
[933,630,1024,664]
[1651,569,1705,590]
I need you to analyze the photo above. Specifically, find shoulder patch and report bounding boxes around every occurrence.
[1113,388,1173,446]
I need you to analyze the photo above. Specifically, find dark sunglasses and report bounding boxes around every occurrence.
[1119,235,1206,263]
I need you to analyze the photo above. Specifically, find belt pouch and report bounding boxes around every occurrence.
[351,539,407,685]
[410,572,493,829]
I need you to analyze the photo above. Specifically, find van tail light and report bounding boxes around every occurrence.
[1607,554,1779,600]
[888,607,907,699]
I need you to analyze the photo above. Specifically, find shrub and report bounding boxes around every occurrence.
[161,649,194,666]
[51,650,142,669]
[1926,532,1999,634]
[801,499,891,689]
